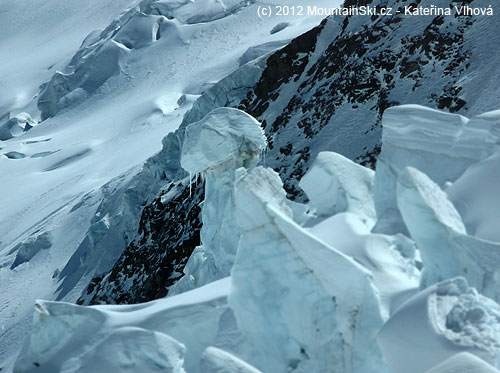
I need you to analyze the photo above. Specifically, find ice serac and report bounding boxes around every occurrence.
[37,5,180,120]
[447,149,500,243]
[200,347,262,373]
[10,232,52,269]
[14,278,231,373]
[169,107,266,295]
[144,0,256,24]
[60,327,187,373]
[307,212,418,317]
[426,352,500,373]
[300,151,376,226]
[374,105,500,222]
[0,112,37,140]
[397,167,500,301]
[378,277,500,373]
[229,166,389,373]
[78,54,268,306]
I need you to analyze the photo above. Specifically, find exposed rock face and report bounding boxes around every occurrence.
[82,0,500,305]
[80,179,204,305]
[239,0,477,199]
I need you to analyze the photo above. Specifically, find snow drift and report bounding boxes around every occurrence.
[14,103,500,372]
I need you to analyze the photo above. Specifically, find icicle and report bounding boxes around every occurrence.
[261,146,267,167]
[189,172,192,198]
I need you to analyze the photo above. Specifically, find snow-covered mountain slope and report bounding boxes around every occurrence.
[3,0,500,370]
[0,0,339,367]
[82,0,500,307]
[12,104,500,372]
[0,0,138,120]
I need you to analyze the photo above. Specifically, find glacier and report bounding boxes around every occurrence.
[379,277,500,373]
[169,107,266,295]
[299,151,376,227]
[230,165,389,372]
[12,102,500,372]
[2,0,500,371]
[374,105,500,225]
[397,166,500,300]
[447,149,500,243]
[0,0,338,366]
[426,353,500,373]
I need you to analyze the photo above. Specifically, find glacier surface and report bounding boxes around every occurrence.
[12,103,500,372]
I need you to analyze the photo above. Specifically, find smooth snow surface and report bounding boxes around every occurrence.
[397,167,500,300]
[0,0,339,367]
[379,278,500,373]
[308,212,418,317]
[426,352,500,373]
[10,104,500,372]
[300,151,376,227]
[200,347,262,373]
[447,149,500,243]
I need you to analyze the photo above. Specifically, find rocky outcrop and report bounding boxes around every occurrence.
[82,0,500,305]
[79,179,204,305]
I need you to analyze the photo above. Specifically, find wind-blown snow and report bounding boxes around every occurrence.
[0,0,339,366]
[426,352,500,373]
[397,167,500,301]
[10,104,500,372]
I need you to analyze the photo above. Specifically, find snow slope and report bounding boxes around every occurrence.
[85,0,500,311]
[0,0,340,368]
[11,104,500,372]
[3,0,500,371]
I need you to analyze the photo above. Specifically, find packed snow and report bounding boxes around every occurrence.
[8,103,500,372]
[2,0,500,371]
[426,352,500,373]
[0,0,340,367]
[379,277,500,373]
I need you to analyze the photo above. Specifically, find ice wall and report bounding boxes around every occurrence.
[229,166,389,372]
[374,105,500,223]
[169,107,266,295]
